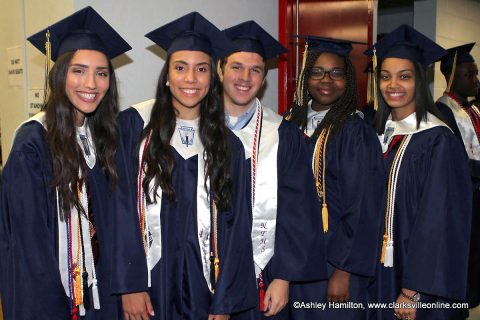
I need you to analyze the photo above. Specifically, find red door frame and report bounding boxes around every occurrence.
[278,0,374,115]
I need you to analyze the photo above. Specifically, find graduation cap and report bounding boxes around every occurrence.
[222,20,287,60]
[440,43,476,92]
[292,35,363,105]
[27,6,131,61]
[364,24,446,67]
[441,43,476,72]
[364,25,446,110]
[145,12,236,60]
[296,35,365,58]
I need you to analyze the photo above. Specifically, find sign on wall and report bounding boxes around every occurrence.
[6,45,24,86]
[28,88,44,115]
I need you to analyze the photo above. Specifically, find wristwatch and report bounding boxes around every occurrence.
[401,290,421,302]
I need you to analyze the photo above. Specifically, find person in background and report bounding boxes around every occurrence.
[435,42,480,315]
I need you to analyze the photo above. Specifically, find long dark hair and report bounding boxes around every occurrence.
[141,54,232,211]
[287,50,359,140]
[373,60,444,134]
[43,51,119,219]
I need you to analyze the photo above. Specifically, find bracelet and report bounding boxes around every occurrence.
[400,290,420,302]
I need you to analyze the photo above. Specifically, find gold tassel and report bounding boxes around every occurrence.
[44,30,52,103]
[322,203,328,232]
[294,42,309,105]
[372,48,379,111]
[366,69,373,106]
[380,234,388,263]
[214,257,220,283]
[74,266,83,305]
[446,51,458,93]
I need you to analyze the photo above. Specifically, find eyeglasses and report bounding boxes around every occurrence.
[309,68,346,81]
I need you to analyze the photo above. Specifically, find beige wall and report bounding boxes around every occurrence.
[434,0,480,100]
[0,0,72,162]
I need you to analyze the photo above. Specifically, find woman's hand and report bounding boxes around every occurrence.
[394,288,417,320]
[263,279,290,317]
[327,268,351,302]
[122,291,155,320]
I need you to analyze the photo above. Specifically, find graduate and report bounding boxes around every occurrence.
[217,21,327,319]
[365,24,472,320]
[0,7,147,320]
[118,12,257,320]
[435,43,480,311]
[285,36,384,320]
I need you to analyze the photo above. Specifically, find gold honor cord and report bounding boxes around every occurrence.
[313,126,332,232]
[446,51,458,93]
[44,30,52,103]
[294,42,309,106]
[372,47,379,111]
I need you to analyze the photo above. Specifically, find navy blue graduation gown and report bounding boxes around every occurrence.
[373,126,471,320]
[232,119,328,320]
[437,101,480,308]
[0,120,145,319]
[118,107,257,320]
[289,114,384,320]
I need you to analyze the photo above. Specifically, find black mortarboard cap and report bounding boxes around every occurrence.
[222,21,287,60]
[440,43,476,73]
[364,24,446,67]
[145,12,236,59]
[296,35,364,58]
[27,6,131,61]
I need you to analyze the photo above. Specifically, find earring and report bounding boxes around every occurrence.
[166,80,170,86]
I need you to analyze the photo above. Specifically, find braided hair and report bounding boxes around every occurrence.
[287,50,359,140]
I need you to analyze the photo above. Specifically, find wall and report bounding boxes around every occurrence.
[0,0,72,163]
[0,0,278,161]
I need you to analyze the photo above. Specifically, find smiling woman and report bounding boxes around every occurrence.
[168,50,211,119]
[365,24,472,320]
[0,6,147,320]
[118,11,257,320]
[65,50,111,126]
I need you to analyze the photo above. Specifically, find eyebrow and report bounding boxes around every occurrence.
[380,69,414,73]
[231,61,264,69]
[69,63,109,70]
[172,60,210,66]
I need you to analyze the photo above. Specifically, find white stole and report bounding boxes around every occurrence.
[132,99,213,290]
[232,99,281,276]
[14,112,100,312]
[438,94,480,160]
[378,112,450,153]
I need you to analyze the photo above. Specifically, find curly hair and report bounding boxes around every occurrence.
[43,50,119,220]
[141,54,232,211]
[287,50,359,140]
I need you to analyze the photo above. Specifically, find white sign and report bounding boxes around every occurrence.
[28,88,44,115]
[7,45,24,86]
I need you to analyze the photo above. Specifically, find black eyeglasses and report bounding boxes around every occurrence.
[309,68,346,81]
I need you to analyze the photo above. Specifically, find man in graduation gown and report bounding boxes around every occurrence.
[436,43,480,310]
[217,21,327,319]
